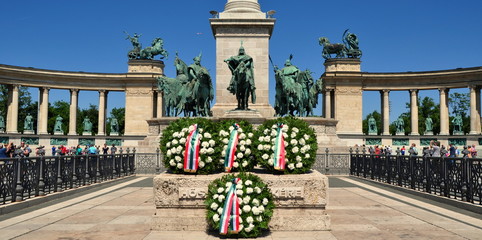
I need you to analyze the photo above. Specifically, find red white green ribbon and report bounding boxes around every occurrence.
[274,123,286,171]
[219,178,241,235]
[224,123,240,172]
[184,124,201,173]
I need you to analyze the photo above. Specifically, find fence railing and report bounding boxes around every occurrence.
[0,150,136,205]
[350,150,482,205]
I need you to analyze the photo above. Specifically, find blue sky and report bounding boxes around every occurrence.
[1,0,481,120]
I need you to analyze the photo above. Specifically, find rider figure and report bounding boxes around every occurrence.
[224,44,256,105]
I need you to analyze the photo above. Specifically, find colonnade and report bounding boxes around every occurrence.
[3,84,112,135]
[329,86,482,135]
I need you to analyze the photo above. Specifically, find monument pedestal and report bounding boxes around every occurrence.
[23,130,34,134]
[82,131,92,136]
[152,170,330,231]
[212,103,275,119]
[54,132,64,135]
[424,131,434,136]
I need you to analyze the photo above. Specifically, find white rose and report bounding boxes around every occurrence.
[201,141,209,148]
[271,130,277,137]
[245,148,251,155]
[210,202,219,210]
[239,146,246,152]
[258,136,264,142]
[245,139,252,145]
[246,216,254,224]
[248,133,253,138]
[169,160,176,166]
[246,187,253,194]
[245,180,252,186]
[242,161,248,167]
[218,195,225,202]
[166,142,171,148]
[233,162,239,168]
[218,187,224,194]
[271,124,277,129]
[245,226,252,233]
[236,190,243,196]
[199,161,205,168]
[209,140,215,147]
[264,136,271,142]
[288,163,295,170]
[175,156,181,162]
[258,205,265,213]
[200,148,207,154]
[256,216,263,222]
[304,134,310,140]
[226,182,232,188]
[268,159,274,166]
[254,187,261,194]
[305,154,310,159]
[262,154,269,160]
[222,138,229,144]
[293,147,299,153]
[181,128,188,133]
[166,150,172,157]
[237,152,244,159]
[264,145,271,151]
[299,138,306,146]
[282,133,288,138]
[257,145,263,151]
[213,214,220,222]
[188,126,195,132]
[238,128,243,133]
[301,146,307,154]
[177,163,183,169]
[263,198,269,206]
[252,206,260,215]
[217,207,223,215]
[240,140,246,146]
[179,138,186,144]
[239,216,243,223]
[291,139,298,145]
[176,146,183,153]
[296,156,302,162]
[203,132,211,139]
[221,151,226,157]
[282,125,289,132]
[242,205,251,213]
[252,198,260,206]
[291,133,297,138]
[243,196,251,204]
[296,162,303,168]
[207,148,214,154]
[292,127,299,133]
[229,126,234,131]
[236,182,243,189]
[173,132,179,138]
[239,133,246,140]
[284,141,289,146]
[172,139,179,145]
[207,157,212,163]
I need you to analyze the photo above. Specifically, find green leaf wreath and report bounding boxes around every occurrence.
[253,116,318,174]
[205,173,275,238]
[160,118,222,174]
[218,120,256,172]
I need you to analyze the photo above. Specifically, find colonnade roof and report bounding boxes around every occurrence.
[0,64,161,91]
[324,65,482,91]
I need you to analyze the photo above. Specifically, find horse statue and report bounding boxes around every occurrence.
[318,37,346,59]
[187,67,213,117]
[139,38,169,60]
[307,78,324,116]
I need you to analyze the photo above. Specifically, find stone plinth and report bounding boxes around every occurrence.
[128,59,165,73]
[82,131,92,136]
[23,130,34,134]
[152,170,330,231]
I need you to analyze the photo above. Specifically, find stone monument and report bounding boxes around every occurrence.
[424,116,433,135]
[210,0,275,118]
[53,115,64,135]
[23,113,34,134]
[82,117,93,135]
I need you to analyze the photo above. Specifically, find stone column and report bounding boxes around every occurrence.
[6,84,19,134]
[68,89,79,135]
[156,90,164,118]
[410,89,419,135]
[381,90,390,135]
[439,88,450,135]
[37,87,50,135]
[469,85,481,135]
[324,89,332,118]
[98,90,107,136]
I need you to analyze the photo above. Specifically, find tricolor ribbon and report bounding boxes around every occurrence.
[273,123,286,171]
[219,178,241,235]
[224,123,240,172]
[184,124,201,173]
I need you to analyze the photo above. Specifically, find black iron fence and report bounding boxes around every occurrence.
[350,149,482,205]
[0,149,136,205]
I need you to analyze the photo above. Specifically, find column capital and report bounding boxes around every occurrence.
[409,89,419,94]
[99,89,107,94]
[70,88,79,93]
[468,84,478,90]
[12,84,21,89]
[380,89,390,94]
[41,87,51,91]
[438,88,449,93]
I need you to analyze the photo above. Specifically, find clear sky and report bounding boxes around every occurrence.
[1,0,481,121]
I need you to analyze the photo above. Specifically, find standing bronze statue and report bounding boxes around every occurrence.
[224,43,256,110]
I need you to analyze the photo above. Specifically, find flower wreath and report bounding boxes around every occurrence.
[253,116,318,174]
[205,173,274,238]
[218,120,256,172]
[160,118,221,174]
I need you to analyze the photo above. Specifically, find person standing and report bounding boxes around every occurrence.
[23,144,32,157]
[0,144,7,158]
[470,144,477,157]
[110,144,117,154]
[430,141,441,157]
[102,144,109,154]
[51,146,57,156]
[449,144,457,157]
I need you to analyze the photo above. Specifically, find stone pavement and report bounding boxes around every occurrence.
[0,176,481,240]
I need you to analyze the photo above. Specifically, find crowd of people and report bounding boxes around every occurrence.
[0,142,119,159]
[362,141,478,158]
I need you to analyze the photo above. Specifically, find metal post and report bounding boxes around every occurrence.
[119,148,124,176]
[14,158,24,202]
[325,148,329,175]
[56,156,63,192]
[72,156,78,188]
[156,148,161,174]
[37,156,45,196]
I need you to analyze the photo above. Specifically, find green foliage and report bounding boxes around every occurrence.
[390,112,409,135]
[362,111,381,135]
[417,97,440,134]
[160,118,222,174]
[107,107,125,135]
[205,173,274,238]
[0,85,37,133]
[218,120,256,172]
[253,116,317,174]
